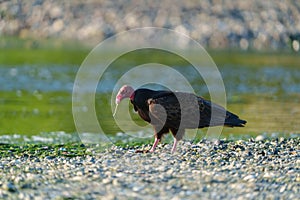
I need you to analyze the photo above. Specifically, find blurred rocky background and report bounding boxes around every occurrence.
[1,0,300,51]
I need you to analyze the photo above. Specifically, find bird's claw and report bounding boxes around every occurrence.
[135,149,151,153]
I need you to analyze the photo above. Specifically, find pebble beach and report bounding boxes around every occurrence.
[1,0,300,50]
[1,1,300,199]
[1,138,299,199]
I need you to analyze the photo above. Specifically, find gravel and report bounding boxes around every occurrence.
[0,138,299,199]
[1,0,300,50]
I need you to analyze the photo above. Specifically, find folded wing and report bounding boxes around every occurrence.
[148,92,246,129]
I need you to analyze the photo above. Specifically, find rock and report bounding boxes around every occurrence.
[51,19,64,33]
[102,178,112,184]
[0,138,299,199]
[49,6,63,19]
[255,135,265,141]
[132,185,144,192]
[3,182,17,192]
[0,0,299,50]
[279,185,286,193]
[243,175,256,182]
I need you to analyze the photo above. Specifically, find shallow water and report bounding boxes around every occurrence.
[2,64,300,94]
[0,61,299,140]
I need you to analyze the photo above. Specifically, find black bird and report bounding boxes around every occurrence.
[114,85,246,153]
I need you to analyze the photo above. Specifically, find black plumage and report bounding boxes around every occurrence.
[115,85,247,153]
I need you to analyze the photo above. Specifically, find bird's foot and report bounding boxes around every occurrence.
[135,149,150,153]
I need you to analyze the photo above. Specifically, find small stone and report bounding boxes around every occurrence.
[49,6,62,19]
[88,157,96,163]
[71,176,82,181]
[104,194,117,200]
[102,178,112,184]
[112,179,119,186]
[14,176,24,184]
[279,185,286,193]
[52,19,64,33]
[243,175,256,182]
[18,192,31,200]
[3,182,17,192]
[132,185,144,192]
[255,135,265,141]
[45,156,55,160]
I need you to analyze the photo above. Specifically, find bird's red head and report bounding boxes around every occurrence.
[115,85,135,104]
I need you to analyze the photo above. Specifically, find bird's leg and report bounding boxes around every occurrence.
[171,138,178,154]
[149,137,160,153]
[170,128,184,154]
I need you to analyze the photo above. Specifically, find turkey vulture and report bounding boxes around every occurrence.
[114,85,246,153]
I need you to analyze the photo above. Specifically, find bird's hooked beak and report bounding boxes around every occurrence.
[113,94,122,117]
[113,104,119,117]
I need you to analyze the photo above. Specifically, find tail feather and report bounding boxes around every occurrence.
[197,97,247,128]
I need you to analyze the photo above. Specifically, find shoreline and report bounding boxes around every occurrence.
[0,138,299,199]
[1,0,300,51]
